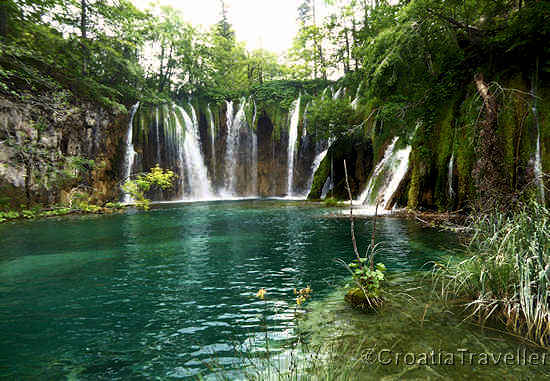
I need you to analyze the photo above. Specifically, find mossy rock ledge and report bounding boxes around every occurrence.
[344,288,383,312]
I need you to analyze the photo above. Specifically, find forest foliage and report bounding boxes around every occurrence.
[1,0,549,148]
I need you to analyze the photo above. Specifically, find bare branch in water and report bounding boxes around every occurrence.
[343,160,361,266]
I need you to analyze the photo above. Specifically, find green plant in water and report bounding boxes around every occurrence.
[339,160,387,311]
[122,165,176,210]
[348,251,387,298]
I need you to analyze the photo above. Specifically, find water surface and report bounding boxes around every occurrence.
[1,201,459,379]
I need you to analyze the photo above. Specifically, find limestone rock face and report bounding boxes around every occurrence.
[0,95,126,208]
[256,114,288,197]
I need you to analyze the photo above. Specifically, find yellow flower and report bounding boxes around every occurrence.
[304,285,312,294]
[293,288,297,295]
[296,296,306,306]
[256,288,267,299]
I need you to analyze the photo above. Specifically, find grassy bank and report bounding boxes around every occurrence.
[434,202,550,347]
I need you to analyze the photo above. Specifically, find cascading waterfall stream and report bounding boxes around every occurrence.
[535,129,545,204]
[531,75,546,204]
[177,105,213,200]
[356,137,412,215]
[123,93,334,202]
[250,128,258,196]
[448,152,455,199]
[351,83,362,110]
[287,96,301,196]
[121,102,140,203]
[306,149,328,197]
[223,101,236,195]
[155,108,161,165]
[207,105,216,181]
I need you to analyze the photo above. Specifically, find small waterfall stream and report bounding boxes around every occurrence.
[532,81,546,204]
[250,127,258,196]
[207,105,216,181]
[155,108,161,165]
[357,137,412,214]
[351,83,362,110]
[287,96,300,196]
[306,149,328,197]
[121,102,140,203]
[448,152,455,200]
[535,129,545,204]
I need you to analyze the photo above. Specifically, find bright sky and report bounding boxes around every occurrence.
[133,0,329,54]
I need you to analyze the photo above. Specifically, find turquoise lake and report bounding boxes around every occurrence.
[0,201,465,379]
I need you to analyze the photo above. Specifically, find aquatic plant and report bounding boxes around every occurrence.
[434,201,550,347]
[339,160,387,311]
[294,286,313,306]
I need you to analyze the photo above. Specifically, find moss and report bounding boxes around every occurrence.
[536,86,550,206]
[308,155,330,199]
[433,99,458,210]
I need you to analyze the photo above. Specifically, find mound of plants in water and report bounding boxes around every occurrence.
[434,202,550,347]
[339,160,387,312]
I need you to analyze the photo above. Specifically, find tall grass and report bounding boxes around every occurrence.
[434,202,550,346]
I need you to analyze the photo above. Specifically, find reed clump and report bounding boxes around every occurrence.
[434,202,550,347]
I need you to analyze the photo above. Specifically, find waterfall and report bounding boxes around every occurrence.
[305,149,328,197]
[535,130,545,204]
[448,152,455,200]
[123,95,332,202]
[287,96,301,196]
[155,108,161,165]
[121,102,140,203]
[250,128,258,196]
[302,101,311,138]
[177,105,213,200]
[357,137,412,214]
[207,105,216,182]
[223,101,236,195]
[532,80,546,204]
[321,176,331,199]
[351,83,362,110]
[250,101,258,196]
[252,100,257,127]
[223,100,247,196]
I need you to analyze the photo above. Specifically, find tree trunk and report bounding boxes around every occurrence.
[319,44,327,80]
[344,28,351,73]
[158,44,165,92]
[474,73,497,126]
[352,19,359,71]
[472,73,511,211]
[81,0,88,75]
[0,1,8,38]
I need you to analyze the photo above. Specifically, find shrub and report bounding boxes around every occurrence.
[122,165,176,210]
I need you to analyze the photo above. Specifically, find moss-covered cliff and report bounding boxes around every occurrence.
[308,72,549,211]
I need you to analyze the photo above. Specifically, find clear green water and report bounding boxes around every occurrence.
[0,201,539,380]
